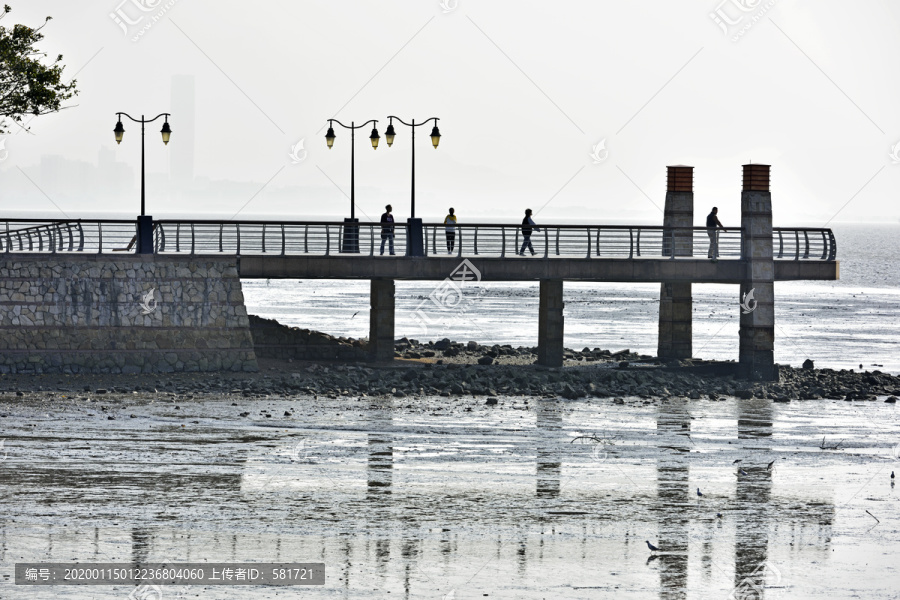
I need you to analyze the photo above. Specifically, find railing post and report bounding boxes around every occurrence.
[157,223,165,252]
[802,231,809,259]
[325,224,330,256]
[555,228,560,256]
[794,230,799,261]
[219,224,224,253]
[304,225,308,254]
[636,228,641,257]
[473,227,478,255]
[829,230,837,261]
[457,226,463,258]
[262,223,267,253]
[432,226,436,255]
[76,222,85,252]
[596,227,601,257]
[424,225,429,257]
[544,228,549,258]
[777,229,783,258]
[281,224,286,256]
[370,224,374,256]
[820,230,827,260]
[586,227,591,258]
[628,228,633,259]
[175,223,181,252]
[49,229,56,254]
[236,223,241,255]
[98,224,102,254]
[500,227,505,258]
[190,223,195,255]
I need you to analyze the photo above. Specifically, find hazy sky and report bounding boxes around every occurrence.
[1,0,899,225]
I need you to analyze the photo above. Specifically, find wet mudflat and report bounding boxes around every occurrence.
[1,393,898,598]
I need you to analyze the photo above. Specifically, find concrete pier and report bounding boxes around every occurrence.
[658,165,694,360]
[369,279,396,362]
[537,280,565,367]
[738,164,775,381]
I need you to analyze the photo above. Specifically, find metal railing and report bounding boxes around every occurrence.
[0,219,837,261]
[0,219,139,254]
[773,227,836,261]
[424,224,745,259]
[154,220,409,256]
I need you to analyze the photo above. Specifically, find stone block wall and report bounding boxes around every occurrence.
[0,255,258,373]
[249,315,369,362]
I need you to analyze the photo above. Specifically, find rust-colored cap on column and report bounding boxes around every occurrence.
[742,164,770,192]
[666,165,693,192]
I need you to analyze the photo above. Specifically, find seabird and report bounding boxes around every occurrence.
[646,540,659,552]
[696,488,703,497]
[766,459,777,471]
[739,468,749,476]
[733,459,743,464]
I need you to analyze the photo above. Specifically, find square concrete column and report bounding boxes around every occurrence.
[658,165,694,360]
[538,280,564,367]
[739,164,775,381]
[369,279,395,362]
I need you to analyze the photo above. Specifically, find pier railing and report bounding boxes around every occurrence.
[0,219,837,261]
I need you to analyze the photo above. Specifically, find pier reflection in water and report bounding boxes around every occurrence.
[0,395,888,598]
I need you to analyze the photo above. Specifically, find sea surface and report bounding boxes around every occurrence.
[243,223,900,374]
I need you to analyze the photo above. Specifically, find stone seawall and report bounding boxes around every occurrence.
[0,255,258,373]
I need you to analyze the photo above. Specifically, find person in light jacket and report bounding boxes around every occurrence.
[444,208,457,254]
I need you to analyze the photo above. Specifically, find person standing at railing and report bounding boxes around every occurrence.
[518,208,539,256]
[380,204,395,256]
[444,208,457,254]
[706,206,726,262]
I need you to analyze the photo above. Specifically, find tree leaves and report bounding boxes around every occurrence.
[0,5,78,133]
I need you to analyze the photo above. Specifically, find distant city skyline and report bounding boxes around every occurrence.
[1,1,898,225]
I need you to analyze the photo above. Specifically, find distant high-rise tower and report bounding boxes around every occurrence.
[170,74,195,193]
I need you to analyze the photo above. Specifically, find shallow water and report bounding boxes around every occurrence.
[2,394,899,598]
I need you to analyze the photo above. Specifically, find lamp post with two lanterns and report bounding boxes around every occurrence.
[113,112,172,254]
[384,116,440,257]
[325,119,380,253]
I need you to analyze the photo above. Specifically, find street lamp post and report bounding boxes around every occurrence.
[325,119,380,253]
[113,112,172,254]
[384,116,441,257]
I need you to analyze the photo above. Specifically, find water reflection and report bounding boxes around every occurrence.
[536,400,562,499]
[656,400,691,598]
[734,400,774,597]
[0,397,856,598]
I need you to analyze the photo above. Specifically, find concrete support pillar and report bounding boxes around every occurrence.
[658,165,694,360]
[369,279,395,362]
[537,280,564,367]
[739,164,776,381]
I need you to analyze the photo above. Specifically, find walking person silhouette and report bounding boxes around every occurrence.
[518,209,539,256]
